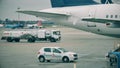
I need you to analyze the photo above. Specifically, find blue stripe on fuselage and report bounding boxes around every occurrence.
[50,0,98,7]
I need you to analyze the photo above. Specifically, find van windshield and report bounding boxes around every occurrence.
[58,48,68,53]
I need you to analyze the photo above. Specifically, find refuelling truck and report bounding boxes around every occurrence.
[1,29,61,42]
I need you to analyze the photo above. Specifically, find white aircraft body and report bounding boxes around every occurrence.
[17,0,120,38]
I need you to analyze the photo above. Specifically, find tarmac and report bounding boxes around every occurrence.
[0,27,119,68]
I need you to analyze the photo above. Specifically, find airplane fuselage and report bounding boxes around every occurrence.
[41,4,120,38]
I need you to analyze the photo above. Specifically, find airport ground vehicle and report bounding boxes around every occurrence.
[1,29,61,42]
[106,47,120,68]
[37,47,78,63]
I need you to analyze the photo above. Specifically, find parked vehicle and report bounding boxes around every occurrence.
[106,46,120,68]
[1,29,61,42]
[37,47,78,62]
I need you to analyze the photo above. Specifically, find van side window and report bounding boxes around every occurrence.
[44,48,51,52]
[53,49,61,53]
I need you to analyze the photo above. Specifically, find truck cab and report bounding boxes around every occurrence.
[50,30,61,41]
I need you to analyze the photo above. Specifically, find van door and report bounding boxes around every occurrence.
[44,48,53,60]
[53,48,62,61]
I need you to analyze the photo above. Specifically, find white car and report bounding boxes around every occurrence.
[37,47,78,62]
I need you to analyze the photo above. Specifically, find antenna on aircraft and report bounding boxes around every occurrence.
[101,0,113,4]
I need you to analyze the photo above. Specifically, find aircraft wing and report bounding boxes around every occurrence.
[17,10,70,19]
[82,17,120,23]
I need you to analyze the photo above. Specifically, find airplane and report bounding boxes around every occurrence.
[26,20,42,28]
[17,0,120,38]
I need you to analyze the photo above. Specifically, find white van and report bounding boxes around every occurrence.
[37,47,78,62]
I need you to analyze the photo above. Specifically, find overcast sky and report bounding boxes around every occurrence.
[0,0,51,21]
[0,0,120,21]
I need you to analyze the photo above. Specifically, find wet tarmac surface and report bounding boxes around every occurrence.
[0,27,119,68]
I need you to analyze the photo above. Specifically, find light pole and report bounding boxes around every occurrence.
[17,7,20,24]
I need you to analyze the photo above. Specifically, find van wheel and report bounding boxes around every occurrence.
[62,56,69,63]
[39,56,45,62]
